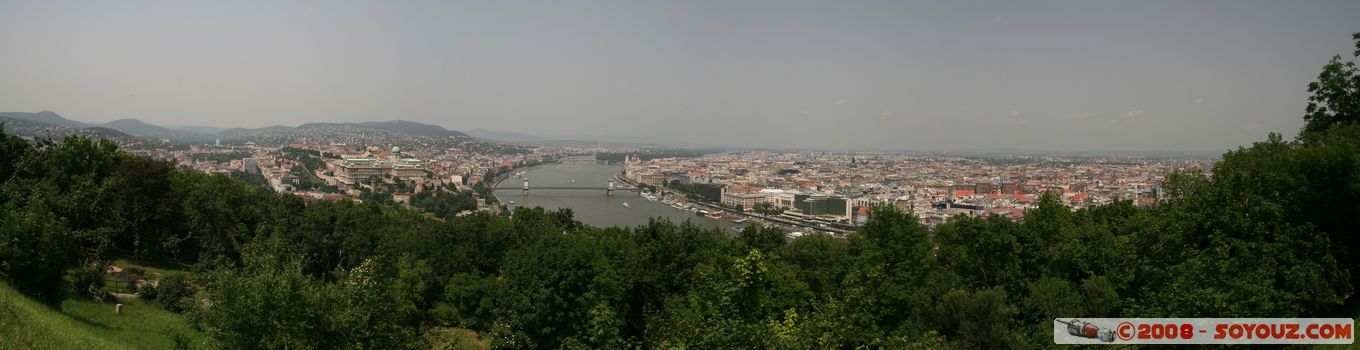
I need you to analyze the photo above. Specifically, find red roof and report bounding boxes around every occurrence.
[954,189,975,197]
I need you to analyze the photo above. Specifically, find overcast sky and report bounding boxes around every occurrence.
[1,1,1357,151]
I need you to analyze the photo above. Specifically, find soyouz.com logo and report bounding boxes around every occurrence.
[1053,318,1354,345]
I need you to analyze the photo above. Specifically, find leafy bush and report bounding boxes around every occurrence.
[167,329,193,350]
[71,263,108,302]
[136,279,159,300]
[155,274,195,313]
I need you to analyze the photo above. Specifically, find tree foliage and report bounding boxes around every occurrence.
[1303,33,1360,133]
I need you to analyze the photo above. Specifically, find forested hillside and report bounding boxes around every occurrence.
[0,35,1358,349]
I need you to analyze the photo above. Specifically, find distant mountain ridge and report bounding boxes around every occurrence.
[297,121,467,137]
[0,111,689,147]
[0,111,470,140]
[78,127,133,138]
[0,115,135,140]
[102,118,182,137]
[467,128,682,147]
[0,111,86,127]
[166,125,230,134]
[466,128,548,142]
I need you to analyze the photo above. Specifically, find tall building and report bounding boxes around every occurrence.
[794,194,851,219]
[243,158,259,174]
[335,158,386,186]
[721,190,767,210]
[333,157,427,186]
[696,183,725,202]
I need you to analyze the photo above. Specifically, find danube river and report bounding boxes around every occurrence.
[494,163,738,231]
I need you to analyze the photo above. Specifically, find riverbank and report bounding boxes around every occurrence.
[611,173,852,236]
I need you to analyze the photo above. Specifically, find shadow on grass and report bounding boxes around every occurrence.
[27,296,118,332]
[64,309,118,331]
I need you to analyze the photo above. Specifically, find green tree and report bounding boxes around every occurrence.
[392,256,434,327]
[194,238,419,349]
[777,233,850,295]
[932,287,1018,348]
[433,272,502,330]
[653,249,804,348]
[1302,33,1360,133]
[0,124,31,184]
[739,224,785,253]
[109,157,179,259]
[0,197,75,304]
[934,215,1023,290]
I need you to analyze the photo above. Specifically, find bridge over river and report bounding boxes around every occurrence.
[517,178,624,195]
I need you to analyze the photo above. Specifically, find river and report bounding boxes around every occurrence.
[494,162,739,231]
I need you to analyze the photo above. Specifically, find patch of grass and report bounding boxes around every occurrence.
[0,282,205,349]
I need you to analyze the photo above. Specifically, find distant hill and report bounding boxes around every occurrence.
[0,116,136,140]
[0,116,54,127]
[206,125,292,140]
[1,111,476,141]
[0,111,86,127]
[79,127,133,138]
[466,128,548,142]
[466,128,682,147]
[102,118,185,137]
[0,112,186,138]
[166,125,230,134]
[296,120,467,137]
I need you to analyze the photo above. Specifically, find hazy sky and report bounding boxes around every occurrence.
[1,1,1357,151]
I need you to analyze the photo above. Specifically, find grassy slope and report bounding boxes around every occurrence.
[0,282,205,349]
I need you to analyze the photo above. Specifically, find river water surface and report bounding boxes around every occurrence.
[494,163,738,231]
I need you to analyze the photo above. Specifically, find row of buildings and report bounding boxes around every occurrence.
[624,151,1213,227]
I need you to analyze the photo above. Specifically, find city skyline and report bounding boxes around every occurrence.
[2,0,1358,152]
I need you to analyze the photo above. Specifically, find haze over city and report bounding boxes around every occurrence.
[1,0,1357,151]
